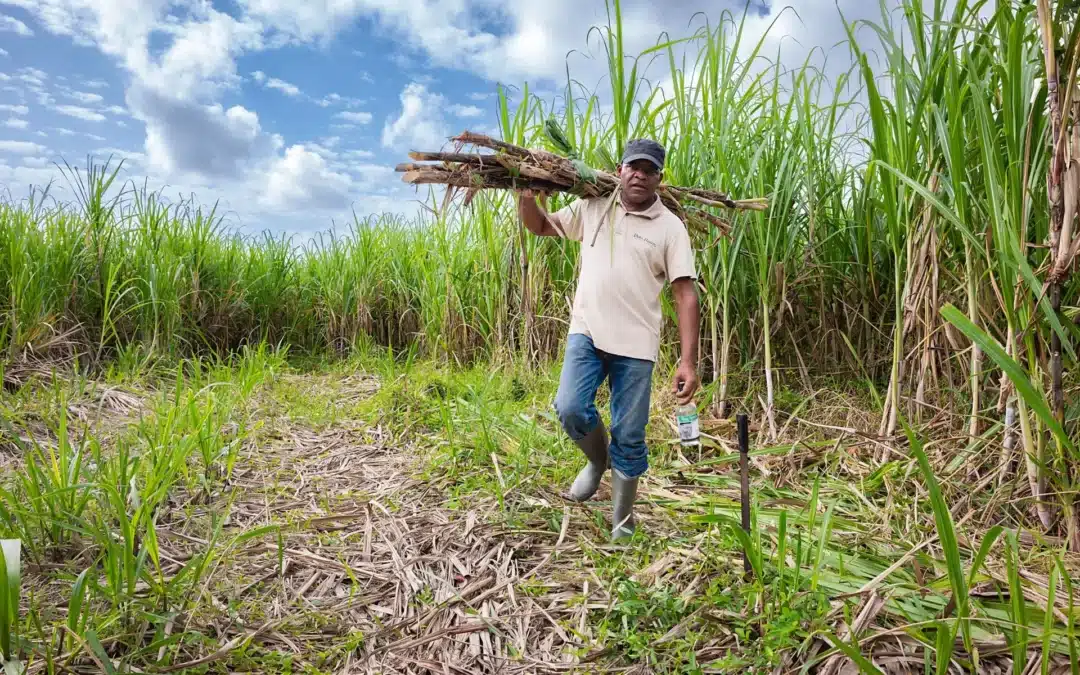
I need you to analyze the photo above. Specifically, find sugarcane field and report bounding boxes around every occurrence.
[2,0,1080,673]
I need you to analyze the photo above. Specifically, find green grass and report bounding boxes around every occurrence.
[0,539,20,673]
[0,345,1077,672]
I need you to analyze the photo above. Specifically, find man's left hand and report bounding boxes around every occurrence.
[673,362,699,405]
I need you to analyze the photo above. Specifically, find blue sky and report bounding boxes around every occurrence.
[0,0,880,237]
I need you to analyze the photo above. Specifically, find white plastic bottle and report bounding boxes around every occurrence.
[676,404,700,446]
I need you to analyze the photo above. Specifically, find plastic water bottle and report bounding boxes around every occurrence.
[676,404,700,446]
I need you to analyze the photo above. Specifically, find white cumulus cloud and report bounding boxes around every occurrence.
[154,12,264,100]
[342,148,375,160]
[2,0,379,218]
[18,67,47,87]
[3,118,28,129]
[0,104,28,115]
[0,140,46,154]
[0,14,33,36]
[335,110,372,124]
[67,90,104,104]
[317,92,365,108]
[252,70,301,97]
[449,104,484,118]
[260,144,352,210]
[226,0,898,102]
[54,105,105,122]
[267,77,300,96]
[130,85,275,178]
[381,82,449,151]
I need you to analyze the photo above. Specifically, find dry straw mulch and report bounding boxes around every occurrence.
[13,372,1080,674]
[170,420,630,672]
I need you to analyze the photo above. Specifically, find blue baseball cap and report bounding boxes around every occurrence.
[621,138,666,170]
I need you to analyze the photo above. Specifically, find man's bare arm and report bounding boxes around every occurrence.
[518,191,560,237]
[671,277,700,404]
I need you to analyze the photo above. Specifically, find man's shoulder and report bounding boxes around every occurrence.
[558,196,602,211]
[653,203,687,237]
[577,196,608,210]
[566,196,609,221]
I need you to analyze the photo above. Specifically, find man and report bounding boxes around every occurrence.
[518,138,700,541]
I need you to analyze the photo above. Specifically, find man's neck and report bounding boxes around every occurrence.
[620,192,658,213]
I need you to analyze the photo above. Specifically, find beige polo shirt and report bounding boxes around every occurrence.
[549,194,697,362]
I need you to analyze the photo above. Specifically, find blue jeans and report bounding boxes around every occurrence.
[553,333,654,478]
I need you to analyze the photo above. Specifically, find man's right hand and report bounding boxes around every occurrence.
[517,189,534,215]
[518,189,558,237]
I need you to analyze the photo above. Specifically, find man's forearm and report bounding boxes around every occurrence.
[676,291,700,367]
[519,195,555,236]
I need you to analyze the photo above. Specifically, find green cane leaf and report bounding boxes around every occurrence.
[940,304,1073,453]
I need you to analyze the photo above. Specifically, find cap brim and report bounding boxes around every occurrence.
[621,153,663,169]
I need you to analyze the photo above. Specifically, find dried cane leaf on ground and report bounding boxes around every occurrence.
[6,358,1080,674]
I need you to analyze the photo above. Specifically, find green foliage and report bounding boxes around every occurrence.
[0,0,1074,414]
[0,540,20,668]
[0,345,279,670]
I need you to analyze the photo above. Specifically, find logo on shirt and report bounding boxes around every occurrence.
[633,233,658,248]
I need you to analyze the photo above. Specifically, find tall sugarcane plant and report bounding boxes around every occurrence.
[1034,0,1080,546]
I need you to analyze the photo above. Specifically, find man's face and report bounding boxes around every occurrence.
[618,159,662,204]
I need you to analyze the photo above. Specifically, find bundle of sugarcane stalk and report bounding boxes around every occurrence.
[395,130,768,237]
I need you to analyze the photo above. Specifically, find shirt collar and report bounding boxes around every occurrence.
[618,195,664,220]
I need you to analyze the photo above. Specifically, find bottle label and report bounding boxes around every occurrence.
[677,413,700,443]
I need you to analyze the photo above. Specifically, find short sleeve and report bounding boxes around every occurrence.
[665,221,697,282]
[549,199,585,242]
